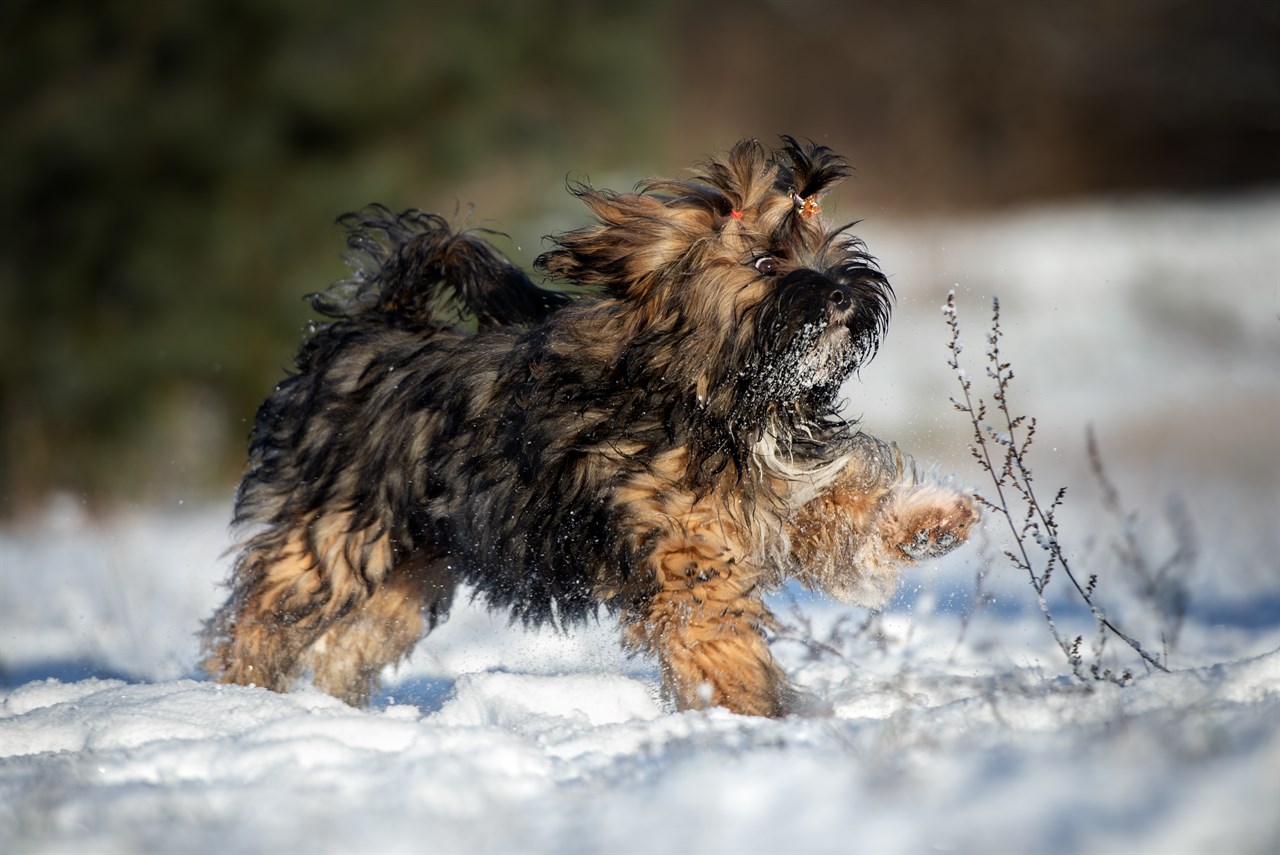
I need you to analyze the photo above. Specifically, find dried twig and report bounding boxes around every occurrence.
[944,292,1167,680]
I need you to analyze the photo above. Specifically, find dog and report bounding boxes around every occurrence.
[202,137,979,717]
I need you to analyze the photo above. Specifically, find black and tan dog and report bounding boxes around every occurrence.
[202,137,978,716]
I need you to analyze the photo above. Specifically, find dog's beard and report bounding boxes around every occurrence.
[738,266,888,416]
[752,320,855,404]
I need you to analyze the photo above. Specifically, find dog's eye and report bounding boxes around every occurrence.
[753,256,780,276]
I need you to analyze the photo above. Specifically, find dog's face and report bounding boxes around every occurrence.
[537,138,892,425]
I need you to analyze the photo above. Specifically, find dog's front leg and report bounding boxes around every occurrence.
[787,434,979,608]
[618,499,797,718]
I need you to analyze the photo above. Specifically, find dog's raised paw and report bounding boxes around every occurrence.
[896,493,980,560]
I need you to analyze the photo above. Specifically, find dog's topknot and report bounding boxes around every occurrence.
[772,135,850,201]
[637,135,849,224]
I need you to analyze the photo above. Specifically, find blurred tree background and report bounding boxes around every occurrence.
[2,0,1277,512]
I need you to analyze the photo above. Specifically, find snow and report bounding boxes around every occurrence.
[3,195,1279,854]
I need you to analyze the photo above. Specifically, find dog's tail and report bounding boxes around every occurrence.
[311,205,571,329]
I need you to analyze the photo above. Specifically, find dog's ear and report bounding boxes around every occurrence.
[536,186,710,295]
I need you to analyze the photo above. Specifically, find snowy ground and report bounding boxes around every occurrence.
[3,195,1278,854]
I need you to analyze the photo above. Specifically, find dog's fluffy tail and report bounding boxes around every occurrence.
[311,205,571,329]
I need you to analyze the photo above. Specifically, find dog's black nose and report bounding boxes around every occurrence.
[829,285,851,308]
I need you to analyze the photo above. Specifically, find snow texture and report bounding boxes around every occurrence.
[3,196,1279,854]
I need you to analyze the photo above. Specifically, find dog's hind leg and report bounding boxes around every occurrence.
[202,510,400,699]
[302,554,456,706]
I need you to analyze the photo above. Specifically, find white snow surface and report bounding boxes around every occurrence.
[3,196,1279,854]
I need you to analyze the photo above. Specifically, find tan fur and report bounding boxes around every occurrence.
[204,510,396,692]
[789,447,979,608]
[614,450,791,716]
[613,440,977,715]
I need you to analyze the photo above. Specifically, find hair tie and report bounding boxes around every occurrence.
[790,191,821,219]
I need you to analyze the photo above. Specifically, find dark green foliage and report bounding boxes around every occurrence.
[0,0,675,506]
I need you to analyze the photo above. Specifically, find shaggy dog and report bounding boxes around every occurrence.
[203,137,978,716]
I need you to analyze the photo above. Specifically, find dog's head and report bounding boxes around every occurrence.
[537,137,892,430]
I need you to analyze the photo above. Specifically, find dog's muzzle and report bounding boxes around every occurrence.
[776,268,863,330]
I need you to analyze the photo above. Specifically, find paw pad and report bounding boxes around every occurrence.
[902,527,962,560]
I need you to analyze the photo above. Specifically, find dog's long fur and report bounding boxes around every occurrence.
[202,137,978,716]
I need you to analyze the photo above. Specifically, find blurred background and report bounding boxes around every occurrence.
[2,0,1278,513]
